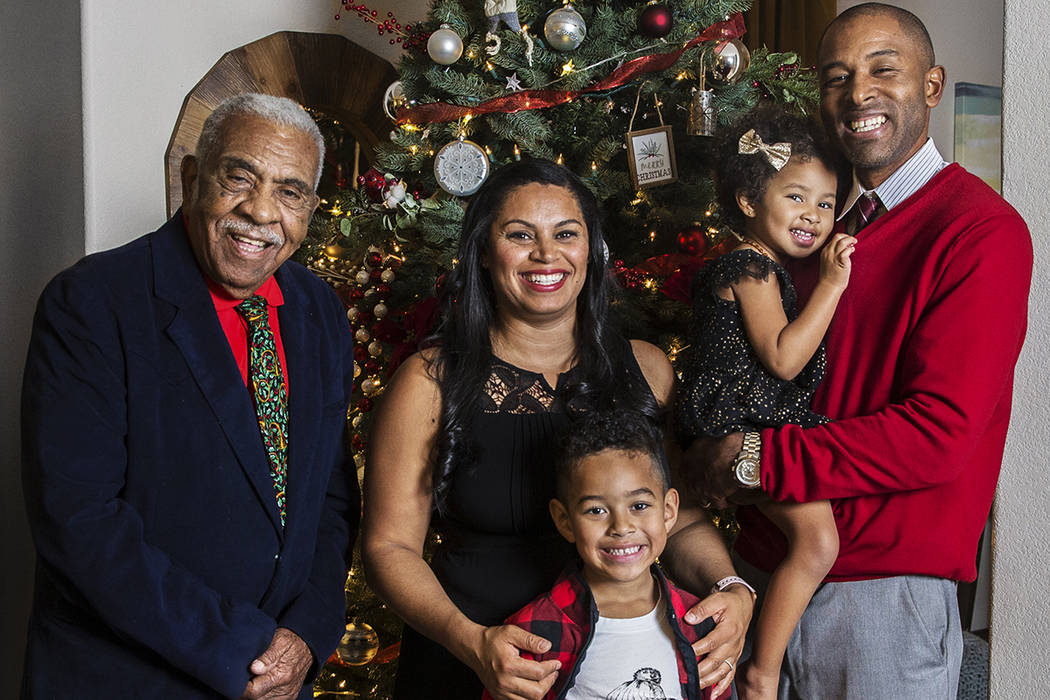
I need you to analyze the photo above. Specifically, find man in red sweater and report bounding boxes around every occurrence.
[678,4,1032,698]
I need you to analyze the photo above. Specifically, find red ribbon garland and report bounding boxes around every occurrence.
[396,12,746,125]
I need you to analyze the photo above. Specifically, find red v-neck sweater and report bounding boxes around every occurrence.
[735,164,1033,582]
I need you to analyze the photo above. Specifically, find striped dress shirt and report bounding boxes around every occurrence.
[836,138,949,220]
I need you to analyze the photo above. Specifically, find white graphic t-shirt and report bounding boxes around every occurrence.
[565,596,683,700]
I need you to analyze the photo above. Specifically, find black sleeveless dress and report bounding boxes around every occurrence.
[676,248,828,440]
[393,353,652,698]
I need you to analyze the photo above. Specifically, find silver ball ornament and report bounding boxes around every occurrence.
[355,269,371,285]
[381,268,396,283]
[707,38,751,85]
[544,5,586,52]
[383,81,408,121]
[427,24,464,65]
[373,302,388,319]
[346,307,358,322]
[361,377,380,396]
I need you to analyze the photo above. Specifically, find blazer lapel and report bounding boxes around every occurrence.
[151,215,285,537]
[275,269,322,534]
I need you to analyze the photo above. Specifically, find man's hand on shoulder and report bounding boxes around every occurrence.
[241,627,313,700]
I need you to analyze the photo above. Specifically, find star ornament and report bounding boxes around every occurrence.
[505,72,522,91]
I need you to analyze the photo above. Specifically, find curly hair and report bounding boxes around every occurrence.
[554,409,670,503]
[715,104,842,233]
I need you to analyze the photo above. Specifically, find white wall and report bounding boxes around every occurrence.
[0,2,86,695]
[838,0,1004,154]
[994,2,1050,696]
[81,0,427,253]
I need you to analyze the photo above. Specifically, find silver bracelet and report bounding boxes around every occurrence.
[710,575,756,597]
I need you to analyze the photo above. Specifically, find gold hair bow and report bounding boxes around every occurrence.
[738,129,792,171]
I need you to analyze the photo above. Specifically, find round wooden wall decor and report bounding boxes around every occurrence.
[165,31,397,215]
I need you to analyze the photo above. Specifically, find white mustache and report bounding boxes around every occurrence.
[219,218,283,247]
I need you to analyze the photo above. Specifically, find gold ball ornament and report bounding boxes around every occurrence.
[381,268,396,283]
[355,269,371,285]
[361,377,380,396]
[346,306,358,322]
[544,4,587,51]
[373,302,388,319]
[355,327,371,343]
[353,361,361,378]
[368,340,383,358]
[324,240,351,259]
[427,24,464,65]
[352,414,364,429]
[707,39,751,85]
[336,621,379,666]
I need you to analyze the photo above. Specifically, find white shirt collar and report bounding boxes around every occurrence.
[836,138,949,221]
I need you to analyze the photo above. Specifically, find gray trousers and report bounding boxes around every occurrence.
[736,558,963,699]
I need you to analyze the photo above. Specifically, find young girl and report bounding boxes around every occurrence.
[676,105,856,700]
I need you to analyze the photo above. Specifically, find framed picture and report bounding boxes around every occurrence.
[954,82,1001,193]
[626,125,678,189]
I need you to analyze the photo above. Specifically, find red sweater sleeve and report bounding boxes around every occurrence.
[764,204,1031,502]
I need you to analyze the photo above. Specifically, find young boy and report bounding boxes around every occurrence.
[483,410,730,700]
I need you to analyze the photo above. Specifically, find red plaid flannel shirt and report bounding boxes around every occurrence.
[481,562,732,700]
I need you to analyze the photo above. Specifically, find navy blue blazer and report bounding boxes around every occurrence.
[21,214,359,699]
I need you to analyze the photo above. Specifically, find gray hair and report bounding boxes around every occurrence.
[195,93,326,188]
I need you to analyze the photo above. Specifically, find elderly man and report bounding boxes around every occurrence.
[691,4,1032,698]
[21,94,357,699]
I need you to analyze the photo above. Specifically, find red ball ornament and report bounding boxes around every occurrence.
[349,287,365,301]
[375,283,392,298]
[358,397,374,412]
[353,346,369,363]
[351,434,365,452]
[361,168,386,202]
[364,360,380,375]
[676,225,707,256]
[638,4,673,39]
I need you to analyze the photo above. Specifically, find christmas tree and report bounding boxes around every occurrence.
[305,1,818,696]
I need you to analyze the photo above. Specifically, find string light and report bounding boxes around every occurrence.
[513,144,521,161]
[556,153,564,165]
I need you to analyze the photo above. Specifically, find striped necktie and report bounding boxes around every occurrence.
[236,295,288,527]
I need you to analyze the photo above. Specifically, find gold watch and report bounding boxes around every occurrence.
[732,432,762,489]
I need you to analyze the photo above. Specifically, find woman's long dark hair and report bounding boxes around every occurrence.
[428,158,661,508]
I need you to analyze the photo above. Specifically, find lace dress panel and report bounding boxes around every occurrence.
[481,360,562,414]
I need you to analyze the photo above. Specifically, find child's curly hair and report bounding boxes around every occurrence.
[715,103,842,232]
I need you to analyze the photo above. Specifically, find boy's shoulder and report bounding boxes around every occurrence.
[506,567,589,640]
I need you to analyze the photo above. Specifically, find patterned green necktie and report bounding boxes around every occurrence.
[236,295,288,527]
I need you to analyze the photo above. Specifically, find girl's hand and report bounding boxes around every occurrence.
[472,624,561,700]
[818,233,857,289]
[684,585,755,697]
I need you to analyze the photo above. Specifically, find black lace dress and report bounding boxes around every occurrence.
[676,248,828,440]
[393,354,652,699]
